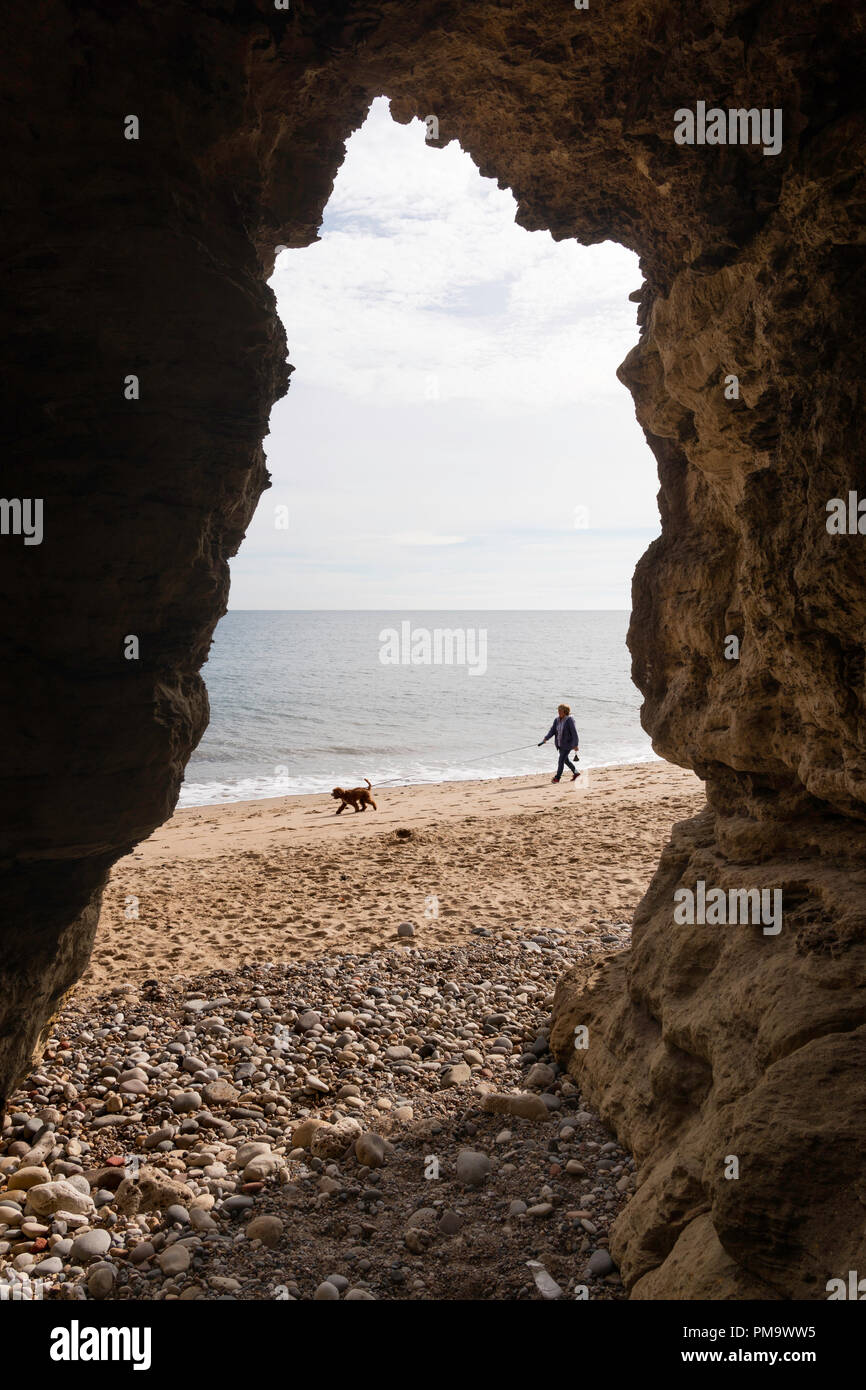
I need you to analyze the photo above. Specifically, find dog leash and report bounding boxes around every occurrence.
[371,743,544,786]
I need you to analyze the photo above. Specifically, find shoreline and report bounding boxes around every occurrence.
[82,761,705,996]
[176,753,665,811]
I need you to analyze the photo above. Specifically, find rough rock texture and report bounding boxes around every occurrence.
[4,0,865,1297]
[114,1166,195,1219]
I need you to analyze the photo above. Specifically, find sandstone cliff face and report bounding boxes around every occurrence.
[4,0,865,1297]
[552,82,866,1296]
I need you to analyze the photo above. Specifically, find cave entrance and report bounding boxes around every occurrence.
[182,96,661,810]
[140,94,685,976]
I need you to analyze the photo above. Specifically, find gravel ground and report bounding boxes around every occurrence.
[0,924,634,1302]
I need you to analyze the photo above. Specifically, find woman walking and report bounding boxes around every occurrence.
[539,704,580,782]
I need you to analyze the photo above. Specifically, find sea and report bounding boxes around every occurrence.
[178,610,657,807]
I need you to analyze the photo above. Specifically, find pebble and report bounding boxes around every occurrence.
[243,1154,282,1182]
[0,934,632,1303]
[527,1260,563,1300]
[87,1263,117,1299]
[189,1208,218,1233]
[406,1207,438,1229]
[7,1166,51,1192]
[314,1280,340,1300]
[202,1079,239,1106]
[354,1133,391,1168]
[455,1150,491,1187]
[70,1229,112,1262]
[171,1092,202,1114]
[290,1119,323,1149]
[26,1181,94,1217]
[246,1215,284,1248]
[21,1219,49,1237]
[588,1249,616,1277]
[524,1062,556,1089]
[481,1092,550,1122]
[236,1141,271,1166]
[157,1245,191,1275]
[310,1118,362,1159]
[438,1209,462,1235]
[144,1125,176,1150]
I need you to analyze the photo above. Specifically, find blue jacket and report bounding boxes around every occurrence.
[545,715,579,751]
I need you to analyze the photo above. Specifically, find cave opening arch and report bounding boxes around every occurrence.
[187,92,661,812]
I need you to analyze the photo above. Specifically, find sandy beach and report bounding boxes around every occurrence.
[2,758,706,1305]
[82,761,704,994]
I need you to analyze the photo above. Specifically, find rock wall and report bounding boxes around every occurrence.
[4,0,865,1296]
[550,51,866,1296]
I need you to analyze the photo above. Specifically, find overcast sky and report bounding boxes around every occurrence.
[228,97,660,609]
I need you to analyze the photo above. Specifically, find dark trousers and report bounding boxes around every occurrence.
[555,747,579,778]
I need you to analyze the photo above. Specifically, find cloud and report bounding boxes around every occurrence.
[270,97,642,412]
[390,531,468,546]
[227,97,659,609]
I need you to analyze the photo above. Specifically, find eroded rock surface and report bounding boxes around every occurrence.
[551,812,866,1298]
[4,0,865,1297]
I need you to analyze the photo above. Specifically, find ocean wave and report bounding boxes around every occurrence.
[179,611,654,808]
[177,752,661,808]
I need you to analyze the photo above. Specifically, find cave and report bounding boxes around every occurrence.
[4,0,865,1302]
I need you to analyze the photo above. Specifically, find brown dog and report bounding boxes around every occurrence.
[331,778,377,815]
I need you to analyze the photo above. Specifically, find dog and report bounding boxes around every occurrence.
[331,778,377,815]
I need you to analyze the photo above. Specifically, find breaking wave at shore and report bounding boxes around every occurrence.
[180,610,654,807]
